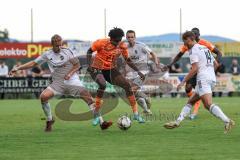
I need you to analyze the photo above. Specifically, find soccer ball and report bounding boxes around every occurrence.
[117,116,131,130]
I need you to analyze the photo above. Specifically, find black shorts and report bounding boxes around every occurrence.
[101,68,122,84]
[90,68,121,84]
[186,74,197,88]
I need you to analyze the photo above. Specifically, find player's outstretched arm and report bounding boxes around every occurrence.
[9,61,38,76]
[212,47,223,63]
[125,57,145,80]
[213,60,219,71]
[162,52,184,71]
[169,52,184,67]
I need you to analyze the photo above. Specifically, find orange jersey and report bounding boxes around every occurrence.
[180,39,215,53]
[91,39,128,70]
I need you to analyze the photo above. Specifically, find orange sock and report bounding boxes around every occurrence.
[193,100,201,114]
[95,96,102,112]
[128,95,138,113]
[187,90,193,97]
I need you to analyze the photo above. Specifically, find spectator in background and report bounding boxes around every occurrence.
[229,59,240,75]
[168,59,182,97]
[216,62,226,76]
[228,59,240,97]
[11,61,27,98]
[0,61,9,77]
[13,61,27,77]
[0,61,8,99]
[31,65,44,98]
[213,63,226,97]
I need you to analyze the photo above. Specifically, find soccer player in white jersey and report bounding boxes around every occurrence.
[9,35,112,132]
[164,31,234,133]
[125,30,159,115]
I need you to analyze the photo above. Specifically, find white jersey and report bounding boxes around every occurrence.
[0,64,9,77]
[125,41,152,78]
[189,44,216,82]
[34,47,81,85]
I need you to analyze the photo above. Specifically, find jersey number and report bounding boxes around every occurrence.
[204,50,212,64]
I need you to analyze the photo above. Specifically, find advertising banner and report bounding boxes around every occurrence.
[1,41,240,59]
[0,43,51,58]
[0,74,239,94]
[215,42,240,57]
[145,42,186,57]
[67,41,185,58]
[0,77,49,93]
[67,41,91,57]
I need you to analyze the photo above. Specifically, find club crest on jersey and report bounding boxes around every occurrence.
[60,55,64,60]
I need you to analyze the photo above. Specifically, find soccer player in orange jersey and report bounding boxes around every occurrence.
[87,27,145,124]
[163,28,223,120]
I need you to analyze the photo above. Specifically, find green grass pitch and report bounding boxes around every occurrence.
[0,97,239,160]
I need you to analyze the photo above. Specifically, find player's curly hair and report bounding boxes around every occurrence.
[108,27,124,39]
[191,27,200,33]
[191,27,200,36]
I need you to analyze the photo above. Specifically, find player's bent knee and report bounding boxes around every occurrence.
[99,83,107,90]
[203,103,212,110]
[201,100,211,110]
[125,81,132,89]
[137,98,145,105]
[40,90,53,102]
[40,93,50,102]
[124,82,132,92]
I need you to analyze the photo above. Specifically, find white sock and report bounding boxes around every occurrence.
[209,104,230,123]
[99,117,104,124]
[88,103,95,111]
[137,98,148,112]
[176,104,192,124]
[88,103,104,124]
[41,102,52,121]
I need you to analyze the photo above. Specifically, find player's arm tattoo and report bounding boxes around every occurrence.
[182,63,198,83]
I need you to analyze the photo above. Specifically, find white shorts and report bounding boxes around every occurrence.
[195,80,216,96]
[47,79,85,97]
[126,71,149,87]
